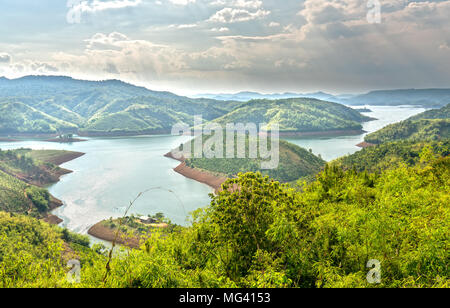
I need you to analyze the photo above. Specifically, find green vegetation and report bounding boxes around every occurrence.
[0,212,93,288]
[0,76,240,135]
[409,104,450,121]
[0,148,79,217]
[1,153,448,288]
[101,214,180,237]
[334,140,450,173]
[211,98,372,133]
[181,134,326,182]
[365,105,450,144]
[0,76,371,136]
[0,101,77,134]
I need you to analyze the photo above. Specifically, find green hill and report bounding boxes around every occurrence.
[409,104,450,120]
[0,149,81,217]
[0,76,241,135]
[364,105,450,144]
[177,134,326,183]
[0,101,77,134]
[0,76,370,136]
[210,98,372,133]
[1,157,448,288]
[333,140,450,173]
[0,211,93,288]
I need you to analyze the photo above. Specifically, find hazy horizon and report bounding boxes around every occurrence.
[1,1,449,95]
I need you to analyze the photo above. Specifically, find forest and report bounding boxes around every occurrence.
[0,151,448,288]
[183,134,326,183]
[365,104,450,144]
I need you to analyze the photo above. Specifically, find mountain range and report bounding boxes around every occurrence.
[0,76,370,136]
[194,89,450,108]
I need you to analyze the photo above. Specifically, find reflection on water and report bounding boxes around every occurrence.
[0,105,426,233]
[0,135,212,232]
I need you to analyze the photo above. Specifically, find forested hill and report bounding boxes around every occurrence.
[0,76,370,136]
[364,104,450,144]
[0,76,241,136]
[333,140,449,173]
[1,155,448,288]
[210,98,372,133]
[181,136,326,183]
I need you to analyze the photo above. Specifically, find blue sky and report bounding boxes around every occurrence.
[0,0,449,95]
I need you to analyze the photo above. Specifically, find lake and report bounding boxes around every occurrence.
[0,105,426,234]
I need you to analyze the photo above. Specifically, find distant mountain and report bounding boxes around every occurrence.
[0,76,241,136]
[364,104,450,144]
[346,89,450,107]
[192,91,344,103]
[0,75,370,136]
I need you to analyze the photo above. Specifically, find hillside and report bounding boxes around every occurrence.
[333,140,450,173]
[0,211,94,288]
[0,76,371,136]
[210,98,372,134]
[346,89,450,107]
[0,76,241,136]
[1,156,448,288]
[364,105,450,144]
[171,134,326,184]
[409,104,450,120]
[0,149,83,219]
[0,101,77,134]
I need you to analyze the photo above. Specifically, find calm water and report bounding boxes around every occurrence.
[284,105,426,161]
[0,105,426,234]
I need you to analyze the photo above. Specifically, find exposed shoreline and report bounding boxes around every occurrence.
[88,222,142,248]
[356,142,376,148]
[164,151,228,192]
[43,152,85,225]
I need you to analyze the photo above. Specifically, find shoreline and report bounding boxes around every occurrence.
[88,222,142,248]
[44,152,85,225]
[2,128,370,139]
[356,142,376,148]
[165,151,228,192]
[45,138,87,143]
[275,129,367,137]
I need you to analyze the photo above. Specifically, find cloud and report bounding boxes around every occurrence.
[0,53,11,64]
[69,0,143,13]
[3,0,450,94]
[208,7,270,23]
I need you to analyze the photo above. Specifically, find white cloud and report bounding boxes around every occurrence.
[0,53,11,64]
[208,7,270,23]
[70,0,143,13]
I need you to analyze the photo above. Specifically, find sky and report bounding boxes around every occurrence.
[0,0,449,96]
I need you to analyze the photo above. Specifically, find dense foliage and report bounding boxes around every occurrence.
[365,104,450,144]
[211,98,371,132]
[0,76,370,135]
[1,153,448,288]
[0,212,93,288]
[0,149,73,216]
[334,140,450,173]
[183,134,326,182]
